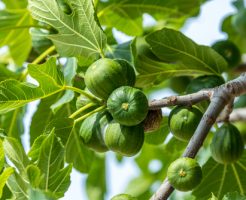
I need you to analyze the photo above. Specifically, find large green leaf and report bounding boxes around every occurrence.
[0,167,14,198]
[3,137,29,174]
[29,94,63,145]
[97,0,203,36]
[0,57,65,114]
[37,132,64,189]
[86,155,106,200]
[7,171,29,200]
[193,154,246,199]
[28,0,107,59]
[146,28,228,74]
[0,9,33,66]
[132,28,228,87]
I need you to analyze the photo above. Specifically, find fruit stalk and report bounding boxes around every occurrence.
[151,73,246,200]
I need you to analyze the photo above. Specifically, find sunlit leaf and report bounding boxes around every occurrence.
[28,0,107,59]
[0,9,33,66]
[3,137,29,174]
[97,0,203,36]
[146,28,227,74]
[0,57,65,114]
[0,167,14,198]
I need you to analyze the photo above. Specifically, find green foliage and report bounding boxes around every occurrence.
[28,0,107,59]
[0,57,65,114]
[0,0,245,199]
[132,28,227,87]
[0,9,34,65]
[97,0,204,36]
[212,40,241,68]
[193,153,246,200]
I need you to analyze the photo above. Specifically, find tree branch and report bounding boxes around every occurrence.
[151,73,246,200]
[149,90,212,110]
[228,108,246,122]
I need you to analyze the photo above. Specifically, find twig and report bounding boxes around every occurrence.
[148,90,212,110]
[151,73,246,200]
[228,108,246,122]
[216,98,234,122]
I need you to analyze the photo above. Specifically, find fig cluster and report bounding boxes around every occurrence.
[79,58,148,156]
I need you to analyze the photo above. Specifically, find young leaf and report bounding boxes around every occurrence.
[3,137,29,174]
[47,164,72,198]
[28,135,46,162]
[97,0,203,36]
[0,57,65,114]
[146,28,228,74]
[0,10,33,66]
[28,0,106,59]
[7,171,29,200]
[37,131,65,191]
[0,167,14,198]
[26,165,41,188]
[192,153,246,200]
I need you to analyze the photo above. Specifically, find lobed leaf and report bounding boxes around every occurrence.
[193,153,246,199]
[0,57,65,114]
[28,0,107,59]
[146,28,228,75]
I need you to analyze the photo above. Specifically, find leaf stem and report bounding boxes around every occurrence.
[19,46,56,81]
[69,102,96,119]
[74,105,106,124]
[65,86,102,103]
